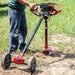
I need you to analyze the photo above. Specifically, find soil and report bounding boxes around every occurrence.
[0,51,75,75]
[0,34,75,75]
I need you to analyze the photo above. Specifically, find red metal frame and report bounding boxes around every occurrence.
[14,54,24,64]
[49,3,62,15]
[42,18,53,55]
[45,20,48,49]
[30,3,62,55]
[31,3,62,16]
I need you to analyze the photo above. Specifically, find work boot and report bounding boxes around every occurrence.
[19,43,26,52]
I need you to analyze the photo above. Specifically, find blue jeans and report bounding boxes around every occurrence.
[8,7,27,53]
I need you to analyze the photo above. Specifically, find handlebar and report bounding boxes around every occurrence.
[51,3,62,15]
[30,2,62,17]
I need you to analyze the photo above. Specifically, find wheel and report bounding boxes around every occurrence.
[1,53,11,70]
[27,56,36,73]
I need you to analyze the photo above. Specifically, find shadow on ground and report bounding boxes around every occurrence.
[45,50,75,65]
[0,9,8,17]
[0,3,8,17]
[28,49,75,64]
[7,66,43,75]
[28,49,75,58]
[0,3,8,7]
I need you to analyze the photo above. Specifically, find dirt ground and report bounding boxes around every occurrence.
[0,51,75,75]
[0,34,75,75]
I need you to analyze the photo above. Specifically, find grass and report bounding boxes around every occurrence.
[0,0,75,54]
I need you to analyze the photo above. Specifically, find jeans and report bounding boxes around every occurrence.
[8,7,27,53]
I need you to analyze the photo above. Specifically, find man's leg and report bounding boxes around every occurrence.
[19,11,27,50]
[8,8,21,53]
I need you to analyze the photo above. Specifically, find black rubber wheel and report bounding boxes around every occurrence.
[1,53,11,70]
[27,56,36,73]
